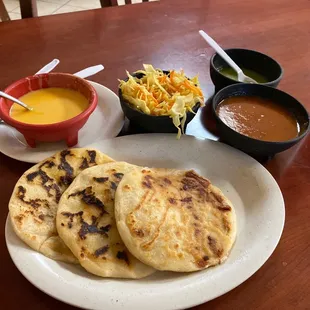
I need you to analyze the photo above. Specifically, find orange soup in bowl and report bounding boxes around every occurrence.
[10,88,89,125]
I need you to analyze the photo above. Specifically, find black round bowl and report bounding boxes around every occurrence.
[212,84,309,157]
[210,49,283,92]
[118,72,200,133]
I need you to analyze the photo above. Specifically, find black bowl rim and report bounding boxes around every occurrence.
[212,83,310,145]
[118,71,202,118]
[210,48,284,86]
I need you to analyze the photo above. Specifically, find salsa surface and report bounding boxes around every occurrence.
[216,96,299,142]
[219,67,268,83]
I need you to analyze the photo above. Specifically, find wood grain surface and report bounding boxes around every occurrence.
[0,0,309,309]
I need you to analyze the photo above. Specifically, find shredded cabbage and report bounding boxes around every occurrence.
[119,64,204,138]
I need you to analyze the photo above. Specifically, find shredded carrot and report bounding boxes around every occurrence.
[183,80,203,96]
[170,70,175,83]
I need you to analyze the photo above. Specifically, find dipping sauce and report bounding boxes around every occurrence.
[10,88,88,125]
[219,67,268,84]
[216,96,299,142]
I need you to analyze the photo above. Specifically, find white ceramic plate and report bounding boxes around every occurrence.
[5,134,285,310]
[0,81,124,163]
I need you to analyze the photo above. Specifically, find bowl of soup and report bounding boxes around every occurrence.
[210,49,283,92]
[212,83,309,157]
[0,73,97,147]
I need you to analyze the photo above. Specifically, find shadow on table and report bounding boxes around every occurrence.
[199,97,220,137]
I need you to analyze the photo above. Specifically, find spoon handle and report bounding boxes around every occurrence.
[0,91,33,111]
[35,59,60,75]
[73,65,104,79]
[199,30,242,75]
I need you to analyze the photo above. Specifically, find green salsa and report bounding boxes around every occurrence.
[219,67,268,83]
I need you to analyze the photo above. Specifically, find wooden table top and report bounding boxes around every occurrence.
[0,0,309,309]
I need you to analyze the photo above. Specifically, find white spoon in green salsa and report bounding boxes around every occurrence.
[199,30,258,84]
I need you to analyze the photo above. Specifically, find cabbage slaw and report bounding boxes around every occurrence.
[119,64,204,138]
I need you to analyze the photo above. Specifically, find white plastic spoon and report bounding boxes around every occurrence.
[199,30,257,84]
[73,64,104,79]
[35,61,104,79]
[35,59,60,75]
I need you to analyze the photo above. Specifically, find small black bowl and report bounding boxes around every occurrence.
[118,72,200,133]
[210,49,283,92]
[212,83,309,157]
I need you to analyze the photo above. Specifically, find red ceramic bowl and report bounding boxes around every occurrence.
[0,73,98,148]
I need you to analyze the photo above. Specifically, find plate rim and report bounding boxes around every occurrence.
[5,134,285,310]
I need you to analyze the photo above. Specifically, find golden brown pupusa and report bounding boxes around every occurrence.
[56,162,155,279]
[115,168,237,272]
[9,148,114,263]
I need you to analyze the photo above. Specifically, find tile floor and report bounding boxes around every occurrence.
[4,0,156,20]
